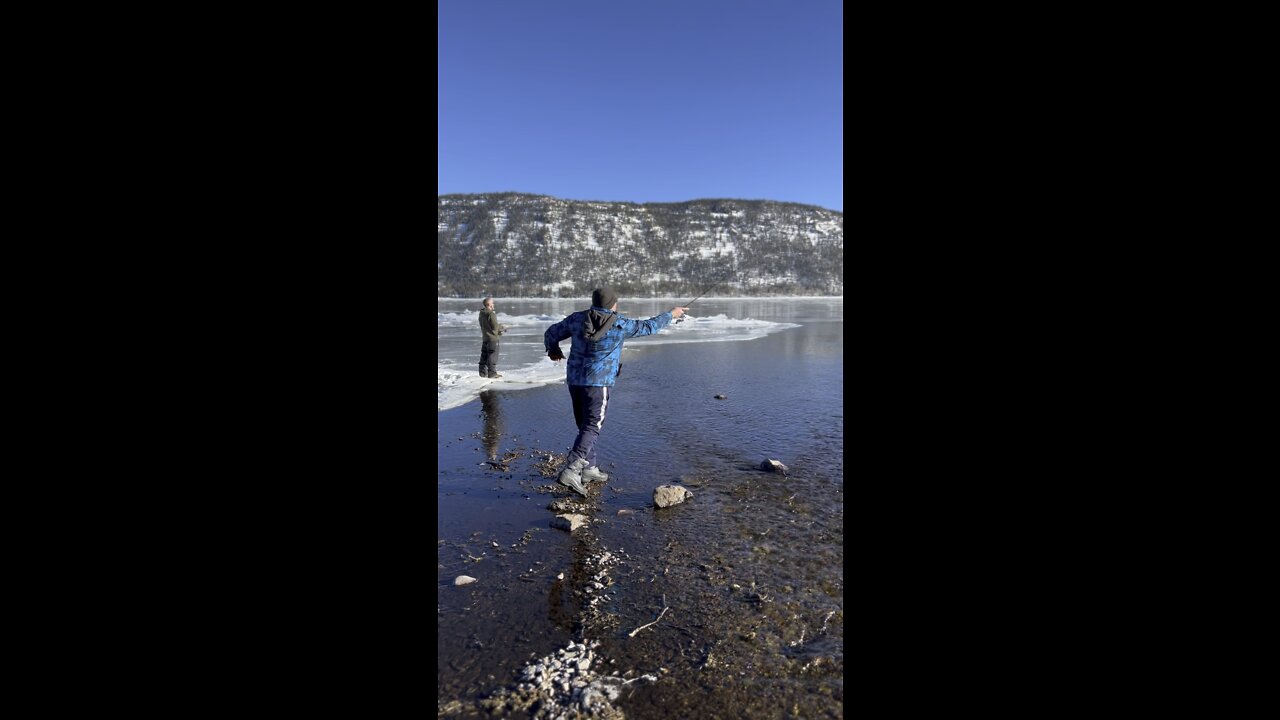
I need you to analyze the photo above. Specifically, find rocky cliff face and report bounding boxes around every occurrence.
[438,193,842,297]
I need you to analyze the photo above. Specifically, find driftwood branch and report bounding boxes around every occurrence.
[628,594,671,638]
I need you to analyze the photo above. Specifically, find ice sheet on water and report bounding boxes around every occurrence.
[437,358,567,411]
[625,313,801,346]
[436,311,800,410]
[437,311,560,327]
[437,310,795,336]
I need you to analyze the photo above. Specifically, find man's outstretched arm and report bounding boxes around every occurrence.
[620,307,687,337]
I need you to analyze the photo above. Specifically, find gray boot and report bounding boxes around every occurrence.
[558,457,589,497]
[582,465,609,483]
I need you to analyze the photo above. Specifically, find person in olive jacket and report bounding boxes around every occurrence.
[478,297,507,378]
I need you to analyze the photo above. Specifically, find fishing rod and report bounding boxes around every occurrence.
[674,285,712,323]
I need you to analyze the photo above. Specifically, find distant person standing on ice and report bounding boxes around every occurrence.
[544,286,687,497]
[478,297,507,378]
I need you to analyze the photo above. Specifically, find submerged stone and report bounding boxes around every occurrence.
[654,485,693,508]
[551,513,589,532]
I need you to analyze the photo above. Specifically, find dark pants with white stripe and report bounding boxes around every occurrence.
[568,385,609,467]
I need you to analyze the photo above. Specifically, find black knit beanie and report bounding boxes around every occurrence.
[592,286,618,310]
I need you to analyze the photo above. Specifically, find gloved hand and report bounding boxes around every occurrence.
[548,347,565,361]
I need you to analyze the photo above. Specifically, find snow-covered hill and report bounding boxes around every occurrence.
[438,193,843,297]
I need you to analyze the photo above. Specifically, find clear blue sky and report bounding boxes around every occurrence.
[438,0,843,212]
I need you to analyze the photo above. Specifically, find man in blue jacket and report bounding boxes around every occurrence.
[544,286,688,496]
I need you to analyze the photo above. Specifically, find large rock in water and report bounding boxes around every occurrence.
[760,459,789,475]
[551,513,589,532]
[654,485,693,508]
[454,575,477,586]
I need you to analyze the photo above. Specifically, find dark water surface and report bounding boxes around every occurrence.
[438,315,843,718]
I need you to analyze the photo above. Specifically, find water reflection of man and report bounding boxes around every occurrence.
[479,390,503,460]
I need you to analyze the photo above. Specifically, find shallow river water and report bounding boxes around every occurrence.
[438,298,843,719]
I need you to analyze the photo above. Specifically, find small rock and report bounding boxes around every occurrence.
[616,509,635,516]
[760,458,789,475]
[454,575,477,586]
[714,394,727,399]
[557,572,565,580]
[654,485,693,508]
[551,513,589,532]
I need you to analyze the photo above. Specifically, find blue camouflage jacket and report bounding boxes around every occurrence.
[544,306,673,386]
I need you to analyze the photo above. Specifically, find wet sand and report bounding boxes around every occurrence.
[438,320,844,719]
